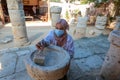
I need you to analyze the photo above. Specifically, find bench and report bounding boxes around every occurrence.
[25,16,34,21]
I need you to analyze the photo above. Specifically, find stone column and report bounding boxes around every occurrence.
[73,16,88,39]
[6,0,30,47]
[50,6,62,27]
[98,17,120,80]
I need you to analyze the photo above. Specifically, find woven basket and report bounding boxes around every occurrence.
[24,45,70,80]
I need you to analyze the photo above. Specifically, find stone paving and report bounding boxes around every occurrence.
[0,21,51,50]
[0,34,110,80]
[69,35,110,80]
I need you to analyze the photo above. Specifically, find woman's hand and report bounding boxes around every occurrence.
[36,43,44,50]
[36,40,49,50]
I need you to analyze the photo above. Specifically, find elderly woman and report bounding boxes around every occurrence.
[36,19,74,58]
[36,19,74,80]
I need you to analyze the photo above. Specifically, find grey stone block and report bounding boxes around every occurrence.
[68,60,84,80]
[15,54,28,73]
[0,53,17,77]
[28,45,36,53]
[0,74,15,80]
[16,50,30,56]
[74,48,93,59]
[0,49,10,54]
[0,71,33,80]
[75,59,91,72]
[85,55,103,69]
[9,47,19,52]
[14,71,33,80]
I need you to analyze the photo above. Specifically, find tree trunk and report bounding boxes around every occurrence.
[6,0,30,47]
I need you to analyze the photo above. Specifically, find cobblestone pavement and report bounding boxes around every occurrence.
[0,34,110,80]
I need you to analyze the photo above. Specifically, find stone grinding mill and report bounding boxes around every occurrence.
[24,45,70,80]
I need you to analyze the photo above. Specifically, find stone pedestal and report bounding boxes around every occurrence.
[6,0,29,47]
[73,17,88,39]
[50,6,62,27]
[95,16,107,30]
[69,17,76,27]
[99,30,120,80]
[89,16,107,37]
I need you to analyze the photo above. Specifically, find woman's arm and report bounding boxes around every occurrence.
[36,30,54,50]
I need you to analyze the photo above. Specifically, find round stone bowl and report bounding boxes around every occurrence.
[24,45,70,80]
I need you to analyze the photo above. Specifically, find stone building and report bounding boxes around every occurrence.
[0,0,49,24]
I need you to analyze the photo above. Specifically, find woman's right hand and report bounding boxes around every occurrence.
[36,43,44,50]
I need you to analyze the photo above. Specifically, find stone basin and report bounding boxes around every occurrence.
[24,45,70,80]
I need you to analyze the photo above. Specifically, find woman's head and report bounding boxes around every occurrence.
[55,19,69,30]
[55,19,69,37]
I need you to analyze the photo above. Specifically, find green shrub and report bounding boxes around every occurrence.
[65,10,69,20]
[50,0,60,2]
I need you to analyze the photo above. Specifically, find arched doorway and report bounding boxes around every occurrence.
[23,0,48,21]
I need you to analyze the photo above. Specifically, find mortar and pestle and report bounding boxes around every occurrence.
[24,45,70,80]
[33,50,45,66]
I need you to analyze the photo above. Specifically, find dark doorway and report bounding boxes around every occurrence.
[1,0,10,23]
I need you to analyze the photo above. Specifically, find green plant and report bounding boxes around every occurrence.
[65,10,69,20]
[80,0,108,4]
[50,0,60,2]
[74,9,79,14]
[80,0,95,4]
